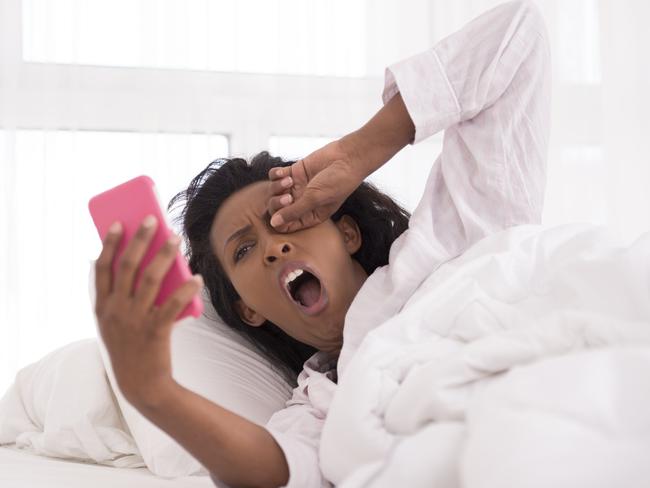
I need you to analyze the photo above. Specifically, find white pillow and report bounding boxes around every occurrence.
[88,260,293,478]
[0,338,144,467]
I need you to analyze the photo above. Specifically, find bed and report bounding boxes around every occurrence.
[0,444,214,487]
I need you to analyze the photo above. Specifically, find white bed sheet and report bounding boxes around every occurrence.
[0,445,215,488]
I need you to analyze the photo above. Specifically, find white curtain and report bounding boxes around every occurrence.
[2,0,650,393]
[597,0,650,240]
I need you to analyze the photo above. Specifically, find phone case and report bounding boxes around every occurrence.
[88,175,204,320]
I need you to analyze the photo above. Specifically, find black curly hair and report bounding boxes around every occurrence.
[168,151,411,384]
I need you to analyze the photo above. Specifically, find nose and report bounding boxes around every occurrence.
[264,239,292,263]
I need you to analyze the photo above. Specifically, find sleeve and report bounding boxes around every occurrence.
[337,0,552,373]
[383,0,551,248]
[265,403,332,488]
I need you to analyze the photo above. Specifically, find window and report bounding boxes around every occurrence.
[0,129,227,391]
[269,135,336,159]
[22,0,367,77]
[556,0,601,84]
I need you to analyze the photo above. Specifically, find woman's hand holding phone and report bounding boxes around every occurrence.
[94,215,203,408]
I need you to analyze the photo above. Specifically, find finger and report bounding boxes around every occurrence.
[133,234,181,311]
[158,275,204,324]
[273,219,301,234]
[268,166,291,181]
[269,176,293,196]
[114,215,158,297]
[267,193,293,216]
[269,192,318,230]
[281,212,320,234]
[95,221,123,308]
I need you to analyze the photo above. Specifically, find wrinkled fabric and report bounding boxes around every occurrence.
[321,223,650,486]
[0,339,143,467]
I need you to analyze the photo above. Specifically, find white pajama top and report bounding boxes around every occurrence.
[265,1,551,486]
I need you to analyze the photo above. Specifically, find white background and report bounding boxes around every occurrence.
[1,0,649,393]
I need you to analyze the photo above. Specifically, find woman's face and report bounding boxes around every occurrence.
[210,181,368,354]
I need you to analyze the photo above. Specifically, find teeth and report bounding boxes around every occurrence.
[284,268,304,288]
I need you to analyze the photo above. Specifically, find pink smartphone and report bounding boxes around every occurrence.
[88,175,204,320]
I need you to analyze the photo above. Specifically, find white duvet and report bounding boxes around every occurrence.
[320,222,650,487]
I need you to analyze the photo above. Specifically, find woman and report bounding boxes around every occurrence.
[94,1,550,486]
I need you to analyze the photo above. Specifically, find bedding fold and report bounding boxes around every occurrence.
[0,338,144,467]
[321,222,650,486]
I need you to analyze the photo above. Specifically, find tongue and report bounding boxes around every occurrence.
[295,278,321,308]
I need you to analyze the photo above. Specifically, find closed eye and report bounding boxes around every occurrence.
[234,242,254,262]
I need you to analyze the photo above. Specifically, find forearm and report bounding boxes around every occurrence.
[130,380,289,488]
[342,91,415,179]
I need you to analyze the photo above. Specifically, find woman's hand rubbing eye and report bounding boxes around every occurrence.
[266,139,366,233]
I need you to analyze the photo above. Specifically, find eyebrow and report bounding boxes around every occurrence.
[223,210,272,254]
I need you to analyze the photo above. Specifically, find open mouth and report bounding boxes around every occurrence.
[284,268,329,316]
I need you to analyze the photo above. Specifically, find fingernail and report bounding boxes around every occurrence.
[168,235,181,246]
[193,274,204,286]
[108,221,122,233]
[270,214,284,227]
[280,194,292,205]
[143,215,157,228]
[281,176,292,187]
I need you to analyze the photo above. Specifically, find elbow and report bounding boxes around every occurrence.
[210,473,225,487]
[516,0,548,39]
